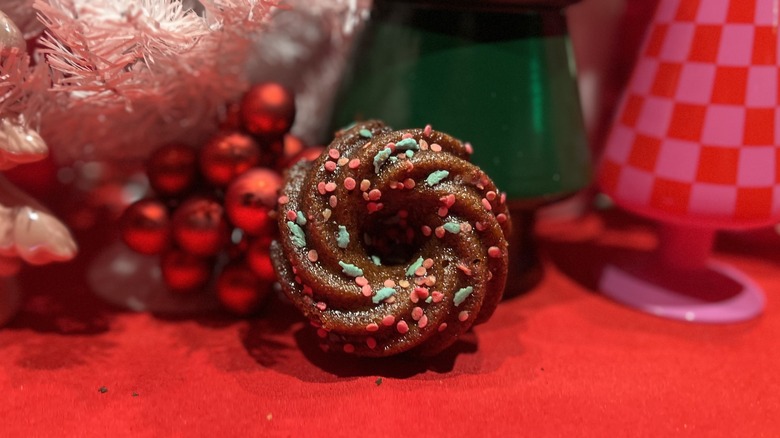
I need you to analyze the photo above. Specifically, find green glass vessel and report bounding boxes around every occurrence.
[329,0,591,205]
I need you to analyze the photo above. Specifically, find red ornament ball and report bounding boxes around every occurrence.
[199,132,261,187]
[284,146,325,169]
[240,82,296,138]
[146,143,198,197]
[246,238,277,282]
[224,168,282,236]
[120,199,171,255]
[161,249,211,292]
[172,196,229,256]
[216,264,271,315]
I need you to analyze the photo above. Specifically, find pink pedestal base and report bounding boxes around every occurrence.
[600,260,765,323]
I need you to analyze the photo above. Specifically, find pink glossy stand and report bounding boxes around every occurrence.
[599,224,765,323]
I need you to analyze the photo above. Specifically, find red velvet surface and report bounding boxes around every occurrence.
[2,206,779,436]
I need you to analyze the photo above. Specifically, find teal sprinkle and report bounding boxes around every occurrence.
[389,156,398,164]
[339,261,364,277]
[296,211,307,226]
[287,221,306,248]
[373,148,392,174]
[337,225,350,249]
[372,287,396,304]
[453,286,474,307]
[395,138,419,151]
[405,150,414,158]
[359,129,373,138]
[371,255,382,266]
[425,170,449,186]
[425,296,433,304]
[443,222,461,234]
[405,257,424,277]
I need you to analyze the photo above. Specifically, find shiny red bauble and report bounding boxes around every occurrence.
[199,132,261,187]
[146,143,198,197]
[246,238,277,282]
[240,82,296,138]
[161,249,211,292]
[120,199,171,255]
[216,264,271,315]
[171,196,229,256]
[224,168,282,236]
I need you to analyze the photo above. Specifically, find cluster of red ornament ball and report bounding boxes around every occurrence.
[119,83,322,315]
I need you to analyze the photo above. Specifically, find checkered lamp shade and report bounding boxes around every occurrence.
[598,0,780,229]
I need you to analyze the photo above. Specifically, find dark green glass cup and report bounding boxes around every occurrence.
[328,0,591,294]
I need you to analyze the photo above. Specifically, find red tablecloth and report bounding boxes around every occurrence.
[2,207,779,437]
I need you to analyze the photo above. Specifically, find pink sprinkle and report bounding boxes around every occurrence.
[500,193,506,204]
[432,291,444,303]
[367,202,381,214]
[486,191,497,201]
[328,148,340,159]
[343,343,355,353]
[325,182,337,192]
[382,315,395,326]
[294,276,302,284]
[457,263,473,276]
[316,301,327,311]
[414,267,427,277]
[438,207,448,217]
[278,195,289,205]
[286,210,297,221]
[384,279,396,288]
[481,198,492,211]
[317,328,328,338]
[344,177,357,190]
[389,181,399,190]
[458,311,469,322]
[405,161,414,171]
[362,141,372,150]
[402,133,414,139]
[420,139,429,150]
[317,182,327,195]
[411,307,424,321]
[418,315,428,329]
[414,287,429,300]
[303,285,313,296]
[496,213,507,223]
[310,320,322,328]
[421,225,432,237]
[356,276,368,286]
[329,196,338,208]
[409,290,419,303]
[398,210,409,219]
[423,124,432,137]
[348,158,361,169]
[366,337,377,349]
[430,143,442,152]
[424,275,436,287]
[386,142,396,152]
[396,320,409,334]
[465,142,474,154]
[488,246,502,258]
[325,161,337,172]
[368,189,382,201]
[360,179,371,191]
[438,322,448,332]
[435,227,445,238]
[307,250,319,262]
[403,178,416,189]
[366,323,379,332]
[440,194,456,208]
[338,157,349,166]
[422,258,434,269]
[460,223,473,233]
[362,284,373,296]
[475,221,486,231]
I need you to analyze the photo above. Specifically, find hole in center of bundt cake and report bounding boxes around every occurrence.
[360,209,425,266]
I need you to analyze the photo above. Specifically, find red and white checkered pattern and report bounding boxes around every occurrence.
[599,0,780,228]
